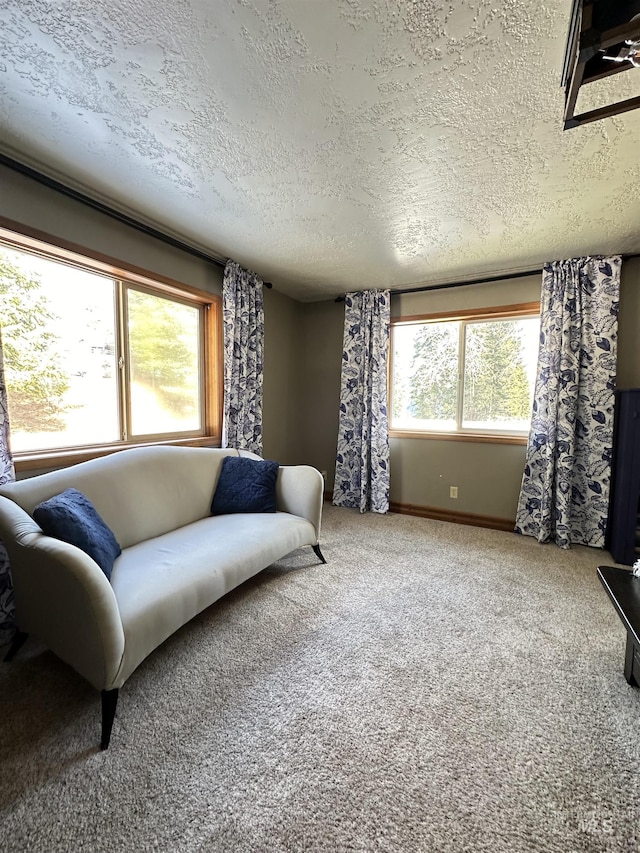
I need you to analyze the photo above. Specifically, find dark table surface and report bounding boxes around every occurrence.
[597,565,640,645]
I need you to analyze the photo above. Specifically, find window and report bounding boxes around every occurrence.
[390,304,540,440]
[0,227,221,463]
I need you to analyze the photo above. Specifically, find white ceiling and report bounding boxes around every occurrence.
[1,0,639,302]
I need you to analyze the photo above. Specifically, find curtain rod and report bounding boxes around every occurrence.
[334,253,640,302]
[393,267,542,297]
[334,268,541,302]
[0,153,273,288]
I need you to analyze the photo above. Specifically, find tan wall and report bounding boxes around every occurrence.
[296,299,345,481]
[388,437,528,519]
[262,288,302,464]
[0,164,222,295]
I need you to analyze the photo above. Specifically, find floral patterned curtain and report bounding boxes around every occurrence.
[222,260,264,455]
[0,328,16,645]
[515,256,621,549]
[333,290,390,514]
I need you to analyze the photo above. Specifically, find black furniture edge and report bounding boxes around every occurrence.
[597,564,640,686]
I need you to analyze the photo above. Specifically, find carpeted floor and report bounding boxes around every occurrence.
[1,505,639,853]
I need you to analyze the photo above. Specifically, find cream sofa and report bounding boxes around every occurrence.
[0,445,325,748]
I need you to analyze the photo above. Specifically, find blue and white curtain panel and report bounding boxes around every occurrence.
[0,328,16,644]
[515,256,621,549]
[222,260,265,456]
[333,290,390,514]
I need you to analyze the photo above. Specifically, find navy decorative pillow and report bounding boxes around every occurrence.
[211,456,279,515]
[33,488,122,580]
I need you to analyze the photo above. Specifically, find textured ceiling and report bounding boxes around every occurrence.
[1,0,639,301]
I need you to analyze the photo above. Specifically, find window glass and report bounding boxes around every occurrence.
[0,247,119,452]
[391,320,459,431]
[462,318,539,432]
[391,309,540,436]
[127,289,201,436]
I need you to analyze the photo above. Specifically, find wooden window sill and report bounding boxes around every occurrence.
[13,435,222,473]
[388,430,528,445]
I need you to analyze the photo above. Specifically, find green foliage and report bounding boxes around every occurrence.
[0,253,69,432]
[127,292,198,413]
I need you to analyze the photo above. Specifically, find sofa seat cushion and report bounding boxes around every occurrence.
[110,511,316,686]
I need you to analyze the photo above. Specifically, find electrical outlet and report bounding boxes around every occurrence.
[449,486,458,499]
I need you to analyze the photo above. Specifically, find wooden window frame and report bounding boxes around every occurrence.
[0,218,223,471]
[389,302,541,445]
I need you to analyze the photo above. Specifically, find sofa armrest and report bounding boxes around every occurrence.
[276,465,324,541]
[0,496,125,691]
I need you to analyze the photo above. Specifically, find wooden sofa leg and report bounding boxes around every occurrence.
[3,630,28,662]
[101,688,119,750]
[312,544,327,564]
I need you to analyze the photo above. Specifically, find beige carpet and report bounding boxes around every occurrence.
[1,505,639,853]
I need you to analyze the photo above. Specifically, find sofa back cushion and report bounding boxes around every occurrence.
[0,446,240,549]
[211,456,279,515]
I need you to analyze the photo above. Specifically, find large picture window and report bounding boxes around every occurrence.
[390,304,540,439]
[0,228,221,463]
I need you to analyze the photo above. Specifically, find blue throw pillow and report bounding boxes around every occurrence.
[33,488,122,581]
[211,456,279,515]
